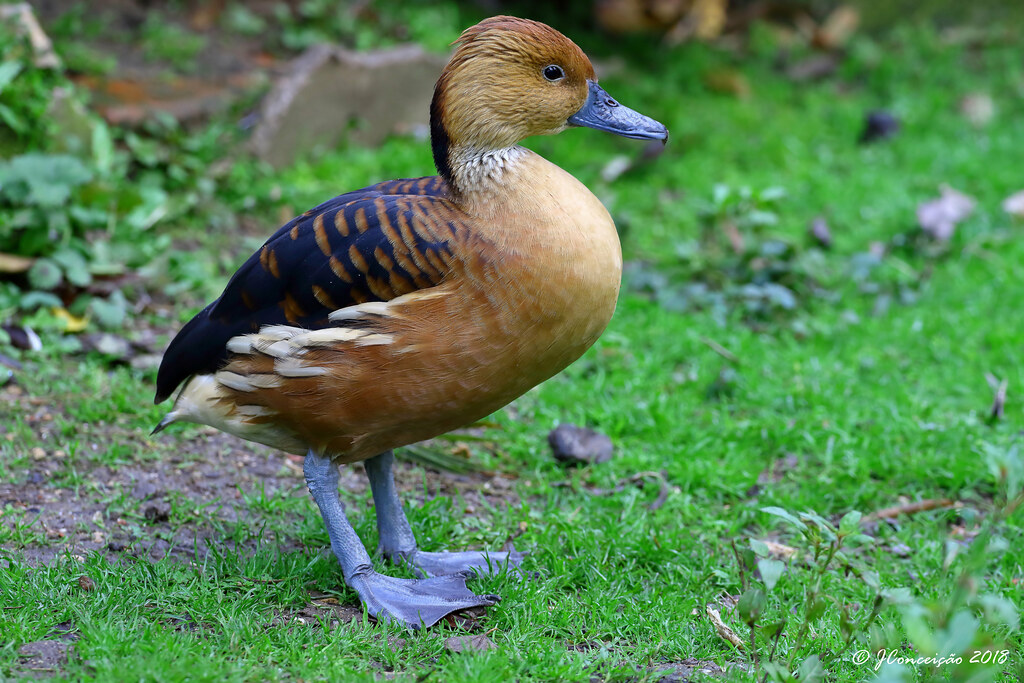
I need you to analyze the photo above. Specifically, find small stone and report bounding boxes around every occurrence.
[77,575,94,591]
[31,447,46,460]
[548,424,614,465]
[444,634,496,653]
[91,531,105,544]
[143,500,171,523]
[858,110,900,144]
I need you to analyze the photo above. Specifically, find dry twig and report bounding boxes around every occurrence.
[706,605,745,651]
[865,499,958,522]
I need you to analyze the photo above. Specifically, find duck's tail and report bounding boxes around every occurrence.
[150,376,195,435]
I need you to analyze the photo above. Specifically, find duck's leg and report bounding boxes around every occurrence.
[303,449,497,628]
[364,450,525,578]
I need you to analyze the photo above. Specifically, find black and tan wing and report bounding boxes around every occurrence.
[155,176,461,402]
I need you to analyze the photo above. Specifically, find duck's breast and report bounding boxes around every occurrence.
[478,151,623,364]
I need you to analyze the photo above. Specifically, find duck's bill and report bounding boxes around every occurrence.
[568,80,668,142]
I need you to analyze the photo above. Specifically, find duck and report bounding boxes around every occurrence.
[153,15,667,629]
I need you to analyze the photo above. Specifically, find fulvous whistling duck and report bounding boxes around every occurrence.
[154,16,667,628]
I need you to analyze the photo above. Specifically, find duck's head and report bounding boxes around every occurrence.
[431,16,668,186]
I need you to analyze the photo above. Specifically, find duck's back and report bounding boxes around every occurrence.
[155,175,452,403]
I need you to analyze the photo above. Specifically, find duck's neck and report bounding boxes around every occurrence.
[430,94,528,201]
[447,145,529,197]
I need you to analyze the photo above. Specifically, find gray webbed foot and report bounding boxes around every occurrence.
[395,548,527,579]
[349,570,499,629]
[304,450,501,629]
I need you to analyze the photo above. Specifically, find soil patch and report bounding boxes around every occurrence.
[2,388,523,568]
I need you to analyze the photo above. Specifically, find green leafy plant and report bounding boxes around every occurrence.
[0,19,239,339]
[865,443,1023,682]
[720,443,1023,682]
[0,18,63,153]
[721,507,883,681]
[627,184,829,325]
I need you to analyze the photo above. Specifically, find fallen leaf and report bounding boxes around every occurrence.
[762,540,798,560]
[786,54,840,81]
[53,307,89,333]
[722,220,744,253]
[1002,190,1024,218]
[959,93,995,128]
[812,5,859,50]
[188,0,225,30]
[81,333,132,359]
[595,0,679,34]
[0,252,33,273]
[600,155,632,183]
[2,324,42,351]
[666,0,729,43]
[917,185,976,241]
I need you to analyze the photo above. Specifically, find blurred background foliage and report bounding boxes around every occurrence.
[0,0,1021,348]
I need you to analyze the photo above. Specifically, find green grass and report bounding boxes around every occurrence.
[3,15,1024,683]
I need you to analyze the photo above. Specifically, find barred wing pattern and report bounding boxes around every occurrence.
[155,175,457,402]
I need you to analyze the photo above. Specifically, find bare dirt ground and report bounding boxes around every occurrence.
[1,381,522,570]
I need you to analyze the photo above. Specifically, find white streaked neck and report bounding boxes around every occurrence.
[449,145,529,196]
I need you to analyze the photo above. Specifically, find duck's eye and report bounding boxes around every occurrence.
[543,65,565,82]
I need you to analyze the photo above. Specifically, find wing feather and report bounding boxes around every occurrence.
[155,176,455,402]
